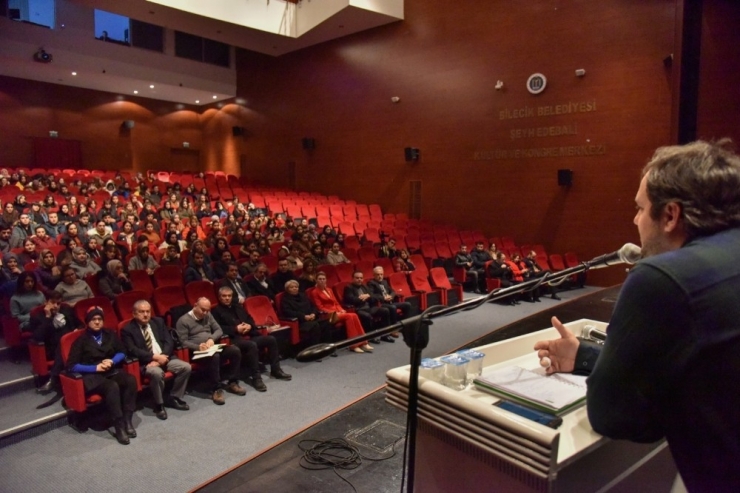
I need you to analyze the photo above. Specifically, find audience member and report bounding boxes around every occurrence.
[367,266,412,325]
[211,287,291,392]
[326,242,351,265]
[271,259,297,293]
[128,244,159,274]
[70,247,102,279]
[279,280,333,350]
[10,271,46,331]
[175,298,245,405]
[66,306,138,445]
[121,300,191,420]
[246,263,277,301]
[219,263,251,305]
[343,271,393,343]
[98,260,132,301]
[54,266,94,306]
[309,272,372,354]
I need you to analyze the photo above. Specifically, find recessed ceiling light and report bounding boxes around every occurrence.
[213,95,217,99]
[133,90,138,94]
[71,71,77,76]
[149,84,154,89]
[195,100,200,104]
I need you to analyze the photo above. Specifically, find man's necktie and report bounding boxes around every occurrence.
[142,326,152,351]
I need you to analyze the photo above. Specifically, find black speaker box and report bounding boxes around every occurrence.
[405,147,420,161]
[122,120,135,129]
[302,138,316,150]
[232,126,244,137]
[558,169,573,187]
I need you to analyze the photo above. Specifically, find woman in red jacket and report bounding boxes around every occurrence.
[308,272,373,354]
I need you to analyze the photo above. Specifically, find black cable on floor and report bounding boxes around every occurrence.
[298,436,405,493]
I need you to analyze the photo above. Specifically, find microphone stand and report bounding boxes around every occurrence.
[296,260,614,492]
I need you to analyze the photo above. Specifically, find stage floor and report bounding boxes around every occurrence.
[196,286,624,492]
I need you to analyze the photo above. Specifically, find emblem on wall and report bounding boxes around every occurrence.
[526,73,547,95]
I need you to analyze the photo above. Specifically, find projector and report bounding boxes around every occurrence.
[34,49,53,63]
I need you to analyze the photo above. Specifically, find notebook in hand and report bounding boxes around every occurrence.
[474,366,587,416]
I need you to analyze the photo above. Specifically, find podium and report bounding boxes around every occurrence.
[386,319,679,492]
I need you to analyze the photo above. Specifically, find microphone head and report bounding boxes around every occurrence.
[618,243,642,264]
[296,343,337,362]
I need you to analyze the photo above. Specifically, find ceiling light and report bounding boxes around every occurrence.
[133,90,138,94]
[195,100,200,104]
[213,95,217,99]
[149,84,154,89]
[71,71,77,76]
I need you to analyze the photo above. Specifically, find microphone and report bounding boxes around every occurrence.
[296,343,338,362]
[581,324,607,343]
[586,243,641,269]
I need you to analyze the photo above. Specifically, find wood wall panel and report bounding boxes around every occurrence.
[697,0,740,144]
[235,0,677,285]
[0,76,247,175]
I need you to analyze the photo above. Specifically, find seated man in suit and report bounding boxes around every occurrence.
[184,250,216,284]
[367,266,411,325]
[343,271,394,343]
[219,263,251,305]
[175,297,245,405]
[271,258,297,293]
[211,287,291,392]
[121,300,192,420]
[246,263,277,301]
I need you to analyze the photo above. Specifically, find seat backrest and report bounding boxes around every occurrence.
[420,243,438,260]
[564,252,580,268]
[84,273,101,297]
[333,281,351,306]
[344,236,361,250]
[355,260,375,280]
[320,264,339,285]
[429,267,452,290]
[435,242,452,259]
[334,262,355,283]
[409,270,434,293]
[128,269,154,297]
[388,272,414,298]
[338,221,355,235]
[549,254,566,271]
[245,295,279,326]
[536,255,550,272]
[153,264,183,287]
[357,246,377,261]
[409,254,428,274]
[374,257,393,273]
[60,329,85,363]
[185,280,217,305]
[152,285,186,317]
[115,289,150,321]
[74,296,119,330]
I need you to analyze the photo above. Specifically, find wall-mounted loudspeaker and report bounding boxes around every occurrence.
[405,147,420,162]
[232,126,244,137]
[558,169,573,187]
[122,120,135,129]
[302,138,316,150]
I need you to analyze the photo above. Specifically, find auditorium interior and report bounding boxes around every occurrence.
[1,1,739,492]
